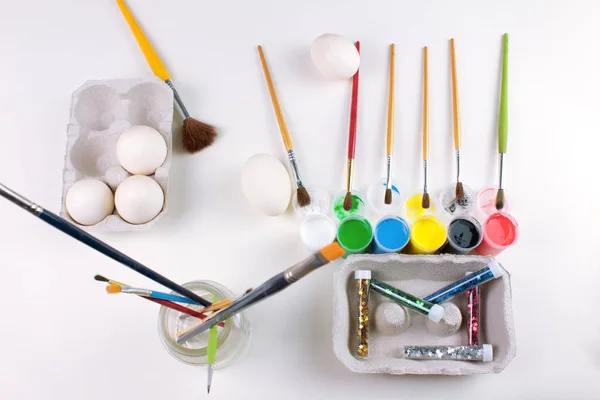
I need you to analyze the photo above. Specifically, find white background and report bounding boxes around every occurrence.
[0,0,598,399]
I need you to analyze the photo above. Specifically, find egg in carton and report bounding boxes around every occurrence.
[332,254,516,375]
[61,78,174,231]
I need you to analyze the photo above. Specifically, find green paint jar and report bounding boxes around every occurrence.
[336,215,373,256]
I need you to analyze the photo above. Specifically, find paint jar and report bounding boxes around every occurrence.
[332,190,367,221]
[373,215,410,254]
[407,215,447,254]
[474,211,519,256]
[439,183,475,218]
[442,215,483,255]
[477,186,511,218]
[403,192,438,222]
[336,215,373,255]
[366,178,402,216]
[300,213,337,251]
[158,280,251,368]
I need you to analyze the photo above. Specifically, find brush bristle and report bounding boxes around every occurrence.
[384,189,392,205]
[421,192,430,209]
[94,274,109,282]
[320,242,345,261]
[455,182,464,200]
[343,191,353,211]
[495,188,505,210]
[182,118,217,154]
[106,284,122,294]
[296,187,311,207]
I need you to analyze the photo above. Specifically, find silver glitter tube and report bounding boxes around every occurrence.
[403,345,493,362]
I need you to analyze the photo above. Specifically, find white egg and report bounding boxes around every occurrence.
[65,179,114,226]
[310,33,360,80]
[117,125,167,175]
[241,154,291,216]
[115,175,164,224]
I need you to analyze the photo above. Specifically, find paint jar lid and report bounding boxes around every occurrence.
[331,190,367,221]
[476,186,511,218]
[354,270,371,280]
[428,304,445,323]
[439,183,475,218]
[402,192,439,222]
[482,344,493,362]
[366,178,402,216]
[292,187,331,218]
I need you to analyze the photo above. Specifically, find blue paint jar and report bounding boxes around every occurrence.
[373,215,411,254]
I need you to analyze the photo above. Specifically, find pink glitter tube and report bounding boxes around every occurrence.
[466,272,480,346]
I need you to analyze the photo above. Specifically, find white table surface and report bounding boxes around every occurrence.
[1,0,598,398]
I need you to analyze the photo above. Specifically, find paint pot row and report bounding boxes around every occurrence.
[335,211,518,257]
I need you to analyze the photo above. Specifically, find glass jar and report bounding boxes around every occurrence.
[157,280,251,368]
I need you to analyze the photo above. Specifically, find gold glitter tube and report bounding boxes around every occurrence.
[355,270,371,358]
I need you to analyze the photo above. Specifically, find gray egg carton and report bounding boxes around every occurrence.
[332,254,516,375]
[60,78,174,231]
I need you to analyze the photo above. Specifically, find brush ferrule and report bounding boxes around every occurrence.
[456,149,461,182]
[423,160,428,193]
[346,158,354,192]
[498,153,504,189]
[164,79,190,119]
[385,155,393,189]
[121,287,152,296]
[0,182,43,216]
[283,252,329,283]
[287,150,305,189]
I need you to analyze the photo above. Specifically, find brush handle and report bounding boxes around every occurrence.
[450,39,461,150]
[347,41,361,159]
[116,0,170,81]
[147,298,226,328]
[423,46,429,161]
[498,34,509,154]
[386,44,395,156]
[257,46,293,151]
[150,290,198,305]
[207,296,219,365]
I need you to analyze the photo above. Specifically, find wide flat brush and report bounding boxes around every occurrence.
[0,182,211,307]
[116,0,216,153]
[384,44,396,205]
[343,42,361,211]
[176,243,345,343]
[257,45,311,207]
[450,39,464,200]
[496,34,509,210]
[421,46,430,209]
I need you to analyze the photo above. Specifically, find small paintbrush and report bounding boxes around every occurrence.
[450,38,464,200]
[344,41,361,211]
[421,46,430,208]
[176,243,345,343]
[116,0,216,153]
[106,284,205,305]
[206,295,219,394]
[496,34,509,210]
[257,45,311,207]
[384,44,396,205]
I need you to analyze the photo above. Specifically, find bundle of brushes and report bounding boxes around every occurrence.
[495,34,509,210]
[116,0,216,153]
[343,41,361,211]
[257,45,311,207]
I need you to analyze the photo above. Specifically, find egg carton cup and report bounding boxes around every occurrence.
[60,78,174,231]
[332,253,515,375]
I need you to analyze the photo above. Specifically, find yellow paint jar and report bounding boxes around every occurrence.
[407,215,447,254]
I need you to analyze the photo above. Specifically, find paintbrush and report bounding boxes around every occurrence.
[384,44,396,205]
[176,242,345,343]
[0,182,211,306]
[496,34,509,210]
[421,46,430,209]
[107,284,204,305]
[206,295,219,394]
[344,41,361,211]
[116,0,216,153]
[257,45,311,207]
[450,38,465,200]
[94,275,226,327]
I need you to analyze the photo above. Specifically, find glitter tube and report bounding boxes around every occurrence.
[370,279,444,322]
[466,272,480,346]
[423,260,503,304]
[355,270,371,358]
[403,345,493,362]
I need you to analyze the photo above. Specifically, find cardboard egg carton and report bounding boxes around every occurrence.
[332,254,516,375]
[60,78,174,231]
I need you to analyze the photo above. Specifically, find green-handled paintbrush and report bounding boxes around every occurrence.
[496,34,509,210]
[206,295,219,394]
